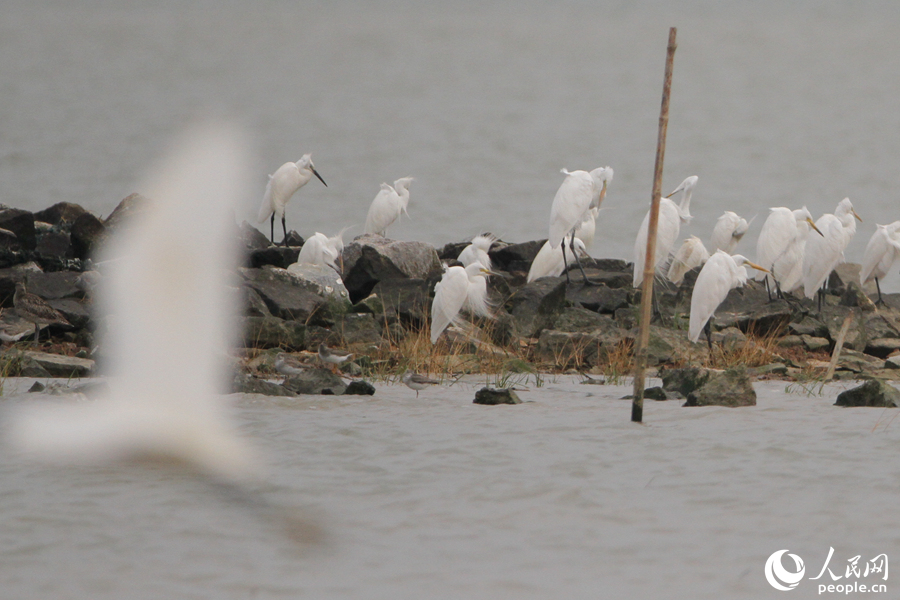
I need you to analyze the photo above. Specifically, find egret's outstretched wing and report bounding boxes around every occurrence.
[7,123,257,483]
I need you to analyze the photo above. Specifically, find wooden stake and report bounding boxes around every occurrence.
[825,312,854,381]
[632,27,677,423]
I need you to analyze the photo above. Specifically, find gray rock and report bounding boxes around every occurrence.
[827,262,862,296]
[841,281,876,312]
[248,246,301,269]
[711,326,747,347]
[777,335,804,348]
[713,288,793,337]
[748,363,789,377]
[536,327,628,367]
[344,380,376,395]
[370,278,432,327]
[46,298,90,330]
[285,263,349,300]
[103,193,151,234]
[801,335,830,352]
[33,202,91,227]
[835,379,900,407]
[553,307,615,333]
[487,240,545,273]
[36,232,74,260]
[283,368,347,395]
[334,313,382,345]
[789,317,829,338]
[341,234,442,302]
[566,284,631,314]
[22,351,94,378]
[474,387,522,405]
[684,367,756,407]
[504,278,567,338]
[240,266,327,322]
[242,316,307,350]
[231,374,296,397]
[239,220,272,251]
[644,386,668,400]
[885,356,900,370]
[70,212,106,259]
[661,366,711,397]
[0,208,36,251]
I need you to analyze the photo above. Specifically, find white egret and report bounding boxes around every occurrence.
[689,251,769,347]
[802,197,862,306]
[527,233,590,283]
[860,221,900,305]
[632,175,698,288]
[548,166,612,284]
[401,370,440,398]
[257,154,327,246]
[573,206,601,249]
[457,234,497,270]
[6,123,258,484]
[364,177,414,237]
[294,227,350,271]
[709,211,751,254]
[666,236,710,285]
[754,206,823,299]
[430,262,493,343]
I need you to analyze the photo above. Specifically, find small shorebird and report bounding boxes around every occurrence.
[318,343,353,373]
[401,370,440,398]
[13,281,71,345]
[274,352,311,377]
[0,309,37,343]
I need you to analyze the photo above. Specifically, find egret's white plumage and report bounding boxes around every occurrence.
[859,221,900,302]
[527,234,589,283]
[430,262,493,343]
[457,234,497,270]
[294,227,349,269]
[573,207,601,248]
[689,252,768,343]
[709,211,750,254]
[364,177,413,237]
[802,198,862,300]
[667,236,710,285]
[548,167,612,249]
[754,206,822,293]
[633,175,698,288]
[257,153,326,244]
[7,123,258,483]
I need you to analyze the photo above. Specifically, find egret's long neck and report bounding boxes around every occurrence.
[678,187,693,221]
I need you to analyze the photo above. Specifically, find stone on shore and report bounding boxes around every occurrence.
[344,380,376,395]
[22,351,94,378]
[661,366,711,398]
[474,387,522,405]
[242,316,307,350]
[232,373,296,397]
[240,266,329,322]
[684,366,756,407]
[341,235,442,303]
[504,278,567,338]
[834,379,900,407]
[283,368,347,395]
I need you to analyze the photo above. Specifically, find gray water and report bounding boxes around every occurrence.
[3,3,900,598]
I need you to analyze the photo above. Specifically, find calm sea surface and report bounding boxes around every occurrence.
[2,2,900,598]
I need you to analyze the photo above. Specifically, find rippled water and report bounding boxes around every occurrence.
[2,377,898,599]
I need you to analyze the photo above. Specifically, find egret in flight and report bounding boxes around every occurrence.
[802,197,862,308]
[860,221,900,305]
[754,206,823,300]
[430,262,493,343]
[633,175,698,288]
[689,251,769,348]
[257,154,327,246]
[548,166,613,285]
[364,177,414,237]
[709,211,751,254]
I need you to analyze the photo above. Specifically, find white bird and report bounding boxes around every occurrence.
[802,197,862,305]
[457,234,496,270]
[527,233,590,283]
[754,206,823,297]
[294,227,350,271]
[430,262,493,343]
[257,154,327,246]
[633,175,698,288]
[573,207,601,248]
[860,221,900,305]
[689,251,769,346]
[7,123,258,484]
[709,211,751,254]
[401,370,440,398]
[666,236,710,285]
[548,166,612,284]
[364,177,414,237]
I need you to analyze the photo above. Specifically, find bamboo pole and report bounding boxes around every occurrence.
[632,27,677,423]
[824,312,854,381]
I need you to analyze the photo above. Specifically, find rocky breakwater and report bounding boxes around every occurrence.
[3,196,900,393]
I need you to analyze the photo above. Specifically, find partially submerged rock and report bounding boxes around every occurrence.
[283,367,347,395]
[684,366,756,407]
[834,379,900,407]
[474,387,522,405]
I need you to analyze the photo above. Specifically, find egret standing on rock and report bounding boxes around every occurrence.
[548,166,612,285]
[633,175,698,288]
[802,197,862,308]
[860,221,900,305]
[528,233,590,283]
[754,206,823,299]
[430,262,493,343]
[689,251,769,348]
[257,154,327,246]
[457,234,497,270]
[364,177,414,237]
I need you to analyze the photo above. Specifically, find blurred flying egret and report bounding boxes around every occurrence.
[7,123,257,484]
[802,197,862,308]
[709,211,751,254]
[257,154,327,246]
[633,175,698,288]
[364,177,414,237]
[430,262,493,343]
[689,251,769,348]
[457,234,497,270]
[666,236,710,285]
[528,233,590,283]
[548,166,613,284]
[754,206,823,299]
[860,221,900,305]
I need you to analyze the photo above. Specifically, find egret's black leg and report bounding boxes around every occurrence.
[875,277,886,306]
[269,214,275,245]
[281,215,288,247]
[569,235,595,286]
[561,244,571,285]
[704,319,712,351]
[764,276,773,302]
